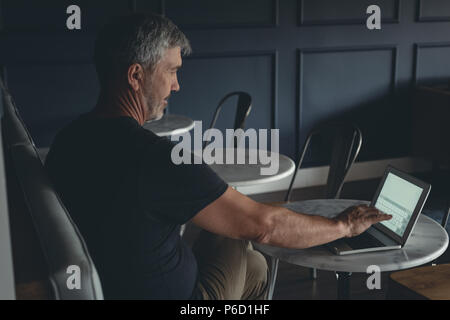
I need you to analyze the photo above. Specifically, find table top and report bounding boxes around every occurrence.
[208,148,295,187]
[254,199,449,273]
[143,114,194,137]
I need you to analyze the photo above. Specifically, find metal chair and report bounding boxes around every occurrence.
[266,121,363,300]
[1,77,103,299]
[180,92,252,238]
[285,122,363,202]
[203,91,252,149]
[439,168,449,230]
[443,205,450,229]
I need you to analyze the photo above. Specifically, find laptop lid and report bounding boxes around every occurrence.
[370,166,431,246]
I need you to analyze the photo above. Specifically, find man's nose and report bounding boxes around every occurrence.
[172,77,180,92]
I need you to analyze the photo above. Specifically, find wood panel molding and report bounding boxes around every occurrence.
[296,45,398,159]
[417,0,450,22]
[413,42,450,85]
[183,50,279,129]
[298,0,400,26]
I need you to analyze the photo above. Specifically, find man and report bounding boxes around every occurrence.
[45,14,391,300]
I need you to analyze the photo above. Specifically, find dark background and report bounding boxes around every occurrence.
[1,0,450,166]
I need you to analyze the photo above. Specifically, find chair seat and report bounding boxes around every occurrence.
[389,264,450,300]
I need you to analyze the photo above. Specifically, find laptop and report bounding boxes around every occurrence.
[328,166,431,255]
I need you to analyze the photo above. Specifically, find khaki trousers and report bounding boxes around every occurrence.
[192,230,269,300]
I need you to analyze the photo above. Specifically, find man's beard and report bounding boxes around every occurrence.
[145,94,165,122]
[142,75,165,122]
[153,112,164,121]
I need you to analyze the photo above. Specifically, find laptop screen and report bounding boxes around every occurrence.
[374,172,424,237]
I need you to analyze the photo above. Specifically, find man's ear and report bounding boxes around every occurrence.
[127,63,144,92]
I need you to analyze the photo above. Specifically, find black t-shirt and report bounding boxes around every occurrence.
[44,113,228,299]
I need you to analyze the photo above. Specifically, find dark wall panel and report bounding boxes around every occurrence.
[415,44,450,85]
[299,47,397,162]
[299,47,395,129]
[1,0,132,31]
[135,0,163,14]
[170,53,275,134]
[299,0,399,25]
[165,0,277,28]
[7,64,98,146]
[418,0,450,21]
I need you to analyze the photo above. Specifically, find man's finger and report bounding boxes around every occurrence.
[362,208,384,216]
[371,213,392,222]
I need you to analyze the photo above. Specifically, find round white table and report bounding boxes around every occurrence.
[143,114,194,137]
[208,148,295,188]
[254,199,449,299]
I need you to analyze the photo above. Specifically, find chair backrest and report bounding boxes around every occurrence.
[204,92,252,149]
[1,85,103,300]
[0,75,16,300]
[2,93,35,148]
[442,207,449,229]
[285,122,362,202]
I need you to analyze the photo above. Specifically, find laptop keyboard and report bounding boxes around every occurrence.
[345,233,385,250]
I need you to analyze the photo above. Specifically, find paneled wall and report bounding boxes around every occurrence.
[1,0,450,166]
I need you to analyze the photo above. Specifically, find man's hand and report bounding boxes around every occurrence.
[335,204,392,238]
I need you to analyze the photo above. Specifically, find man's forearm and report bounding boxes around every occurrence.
[258,205,349,249]
[192,187,388,249]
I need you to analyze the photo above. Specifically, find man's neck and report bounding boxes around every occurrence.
[93,88,147,126]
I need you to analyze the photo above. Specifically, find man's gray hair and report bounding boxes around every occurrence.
[94,14,191,87]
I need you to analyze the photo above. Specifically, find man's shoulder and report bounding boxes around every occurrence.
[56,114,161,145]
[47,115,166,164]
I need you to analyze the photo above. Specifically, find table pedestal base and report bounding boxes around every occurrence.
[336,272,352,300]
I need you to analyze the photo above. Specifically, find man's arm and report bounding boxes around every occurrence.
[191,187,391,249]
